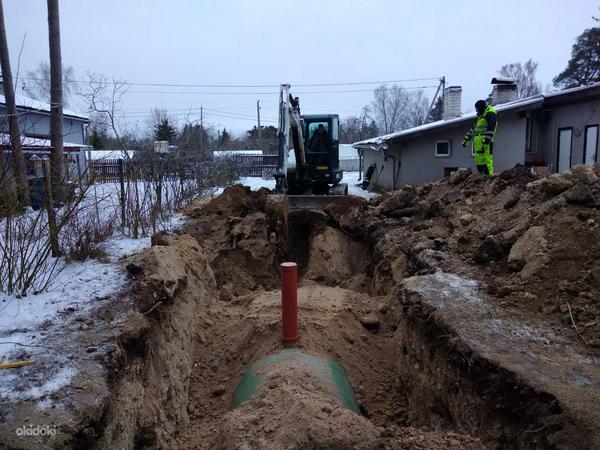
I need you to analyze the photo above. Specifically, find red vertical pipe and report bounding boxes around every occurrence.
[280,262,298,346]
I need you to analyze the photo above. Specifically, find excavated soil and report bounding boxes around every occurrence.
[118,167,600,449]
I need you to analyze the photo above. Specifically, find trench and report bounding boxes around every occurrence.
[89,189,593,450]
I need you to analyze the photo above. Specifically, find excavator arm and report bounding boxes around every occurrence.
[274,84,306,193]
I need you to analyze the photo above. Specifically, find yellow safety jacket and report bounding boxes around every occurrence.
[463,104,498,153]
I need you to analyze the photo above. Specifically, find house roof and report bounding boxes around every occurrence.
[0,93,90,121]
[87,149,135,160]
[353,82,600,151]
[213,150,263,156]
[0,133,88,148]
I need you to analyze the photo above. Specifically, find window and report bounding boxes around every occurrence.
[435,140,451,157]
[525,116,535,153]
[584,125,598,165]
[307,121,329,140]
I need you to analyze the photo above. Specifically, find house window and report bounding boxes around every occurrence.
[525,116,535,153]
[435,140,451,157]
[584,125,598,165]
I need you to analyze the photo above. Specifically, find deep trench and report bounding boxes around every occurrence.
[89,206,587,450]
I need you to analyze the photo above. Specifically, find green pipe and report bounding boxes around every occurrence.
[231,349,361,414]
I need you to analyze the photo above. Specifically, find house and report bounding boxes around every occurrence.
[339,144,360,172]
[0,89,90,180]
[353,79,600,191]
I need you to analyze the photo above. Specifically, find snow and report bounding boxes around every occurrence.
[213,150,263,156]
[0,184,187,403]
[86,149,136,160]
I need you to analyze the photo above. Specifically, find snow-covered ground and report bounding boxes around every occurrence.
[215,171,378,199]
[0,183,187,403]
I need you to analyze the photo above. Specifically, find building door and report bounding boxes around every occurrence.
[584,125,598,166]
[557,128,573,172]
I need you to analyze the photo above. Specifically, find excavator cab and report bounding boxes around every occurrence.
[301,115,344,191]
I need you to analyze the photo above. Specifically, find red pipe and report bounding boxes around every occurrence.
[280,262,298,346]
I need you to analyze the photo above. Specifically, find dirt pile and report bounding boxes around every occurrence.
[186,185,288,294]
[362,163,600,351]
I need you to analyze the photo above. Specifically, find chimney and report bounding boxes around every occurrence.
[490,77,518,105]
[442,86,462,120]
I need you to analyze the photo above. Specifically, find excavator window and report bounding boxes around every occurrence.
[307,122,329,140]
[306,121,330,154]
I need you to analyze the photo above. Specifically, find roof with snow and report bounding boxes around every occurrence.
[213,150,263,156]
[0,133,89,149]
[86,149,135,160]
[353,83,600,152]
[0,93,90,121]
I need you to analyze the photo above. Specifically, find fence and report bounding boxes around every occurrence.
[214,154,278,177]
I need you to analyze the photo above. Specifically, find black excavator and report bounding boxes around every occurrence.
[273,84,348,207]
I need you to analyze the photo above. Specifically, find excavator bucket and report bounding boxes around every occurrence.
[286,195,347,210]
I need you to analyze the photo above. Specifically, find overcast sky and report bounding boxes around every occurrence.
[4,0,598,136]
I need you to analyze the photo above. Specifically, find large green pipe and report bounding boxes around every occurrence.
[231,349,361,414]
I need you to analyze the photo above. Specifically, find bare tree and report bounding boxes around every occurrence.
[405,90,430,128]
[47,0,65,202]
[22,60,76,107]
[0,0,30,206]
[371,85,430,133]
[371,84,409,134]
[81,73,131,154]
[499,59,542,99]
[339,106,378,143]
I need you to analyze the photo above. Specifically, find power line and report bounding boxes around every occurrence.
[21,76,441,89]
[125,85,438,95]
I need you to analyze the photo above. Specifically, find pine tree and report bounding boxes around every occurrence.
[220,127,231,145]
[428,97,444,122]
[554,27,600,88]
[154,119,177,143]
[89,128,104,149]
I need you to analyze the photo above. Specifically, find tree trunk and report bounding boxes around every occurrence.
[0,0,30,207]
[47,0,65,203]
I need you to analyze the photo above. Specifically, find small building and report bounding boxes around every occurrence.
[0,92,90,180]
[339,144,360,172]
[354,80,600,191]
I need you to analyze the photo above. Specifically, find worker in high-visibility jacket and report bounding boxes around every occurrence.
[462,100,497,175]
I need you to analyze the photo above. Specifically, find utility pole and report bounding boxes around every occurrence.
[47,0,65,202]
[256,100,262,142]
[200,106,203,154]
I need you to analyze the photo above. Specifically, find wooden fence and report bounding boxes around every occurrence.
[88,154,280,182]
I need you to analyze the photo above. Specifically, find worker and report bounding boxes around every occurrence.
[462,100,497,175]
[309,124,328,153]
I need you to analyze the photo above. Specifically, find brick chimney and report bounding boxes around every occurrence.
[490,77,518,105]
[442,86,462,120]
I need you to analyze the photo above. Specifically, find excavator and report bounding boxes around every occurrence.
[273,84,348,207]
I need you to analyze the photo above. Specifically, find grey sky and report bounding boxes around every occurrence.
[4,0,598,136]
